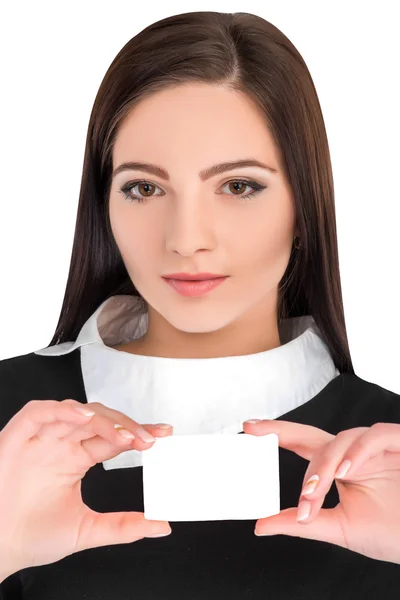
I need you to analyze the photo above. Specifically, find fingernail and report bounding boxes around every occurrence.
[244,419,262,424]
[148,532,171,537]
[297,500,311,522]
[74,406,96,416]
[114,424,135,440]
[154,423,172,429]
[335,459,351,479]
[138,429,156,443]
[301,474,320,496]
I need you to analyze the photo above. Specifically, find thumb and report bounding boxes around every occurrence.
[76,508,172,552]
[255,506,347,549]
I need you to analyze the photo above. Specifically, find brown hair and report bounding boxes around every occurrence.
[48,10,354,374]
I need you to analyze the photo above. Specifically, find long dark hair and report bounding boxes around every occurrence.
[48,10,354,375]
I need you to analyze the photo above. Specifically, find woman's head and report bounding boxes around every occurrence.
[50,10,353,373]
[109,83,297,356]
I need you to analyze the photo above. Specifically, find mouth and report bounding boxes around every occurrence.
[162,276,228,297]
[162,273,227,281]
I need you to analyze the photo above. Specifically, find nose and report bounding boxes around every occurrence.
[165,195,216,255]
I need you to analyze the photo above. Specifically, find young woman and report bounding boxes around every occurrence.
[1,10,399,599]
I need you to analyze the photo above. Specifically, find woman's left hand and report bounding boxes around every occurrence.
[243,419,400,564]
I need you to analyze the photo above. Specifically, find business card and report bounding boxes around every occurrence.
[142,432,280,521]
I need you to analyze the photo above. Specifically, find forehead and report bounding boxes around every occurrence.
[113,83,280,167]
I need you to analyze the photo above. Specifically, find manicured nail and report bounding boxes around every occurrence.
[244,419,262,424]
[335,459,351,479]
[74,406,95,416]
[297,500,311,522]
[114,424,135,440]
[301,474,320,496]
[137,428,156,443]
[154,423,172,429]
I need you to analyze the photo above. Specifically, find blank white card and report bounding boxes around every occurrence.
[142,432,280,521]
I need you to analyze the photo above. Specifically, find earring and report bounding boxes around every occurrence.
[293,236,301,249]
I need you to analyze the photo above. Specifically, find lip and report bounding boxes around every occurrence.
[162,272,227,281]
[163,276,228,297]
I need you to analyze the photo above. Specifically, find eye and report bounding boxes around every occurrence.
[221,180,266,200]
[118,178,267,204]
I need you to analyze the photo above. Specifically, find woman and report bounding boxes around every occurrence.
[1,10,399,599]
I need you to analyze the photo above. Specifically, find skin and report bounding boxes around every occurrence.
[108,82,299,358]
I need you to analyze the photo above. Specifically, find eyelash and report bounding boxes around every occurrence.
[118,178,267,204]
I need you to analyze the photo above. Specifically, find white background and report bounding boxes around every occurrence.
[0,1,399,392]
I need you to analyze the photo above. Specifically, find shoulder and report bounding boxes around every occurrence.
[0,351,40,399]
[0,349,82,393]
[339,372,400,424]
[0,352,37,432]
[0,349,84,431]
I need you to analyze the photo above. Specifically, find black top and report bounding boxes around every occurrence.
[1,349,400,599]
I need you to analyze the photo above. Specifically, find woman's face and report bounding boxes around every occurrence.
[109,82,297,357]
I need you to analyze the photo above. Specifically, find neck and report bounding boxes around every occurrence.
[113,300,281,359]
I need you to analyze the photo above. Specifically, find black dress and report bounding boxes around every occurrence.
[1,348,400,599]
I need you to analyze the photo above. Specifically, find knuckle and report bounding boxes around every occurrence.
[62,399,101,415]
[26,399,55,412]
[26,399,41,408]
[62,398,87,409]
[335,429,350,441]
[370,422,386,433]
[87,402,101,408]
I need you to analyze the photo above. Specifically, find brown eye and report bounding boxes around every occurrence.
[119,180,163,204]
[221,179,267,201]
[137,182,155,196]
[227,181,248,195]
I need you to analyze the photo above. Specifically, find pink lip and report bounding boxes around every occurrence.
[163,277,228,297]
[163,272,226,281]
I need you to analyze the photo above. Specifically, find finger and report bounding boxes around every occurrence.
[39,416,173,445]
[62,420,172,449]
[340,423,400,475]
[35,400,97,440]
[62,411,153,452]
[295,428,368,523]
[75,506,172,554]
[254,505,348,550]
[23,399,173,465]
[2,399,98,450]
[48,399,155,443]
[80,432,137,464]
[62,401,172,445]
[143,423,174,436]
[243,419,334,461]
[78,423,174,465]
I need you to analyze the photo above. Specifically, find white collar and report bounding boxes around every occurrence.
[35,295,340,470]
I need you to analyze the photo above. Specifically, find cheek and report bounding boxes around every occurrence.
[109,208,149,268]
[113,223,165,282]
[237,217,293,262]
[232,218,294,285]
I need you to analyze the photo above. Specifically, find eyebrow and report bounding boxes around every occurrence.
[112,159,278,181]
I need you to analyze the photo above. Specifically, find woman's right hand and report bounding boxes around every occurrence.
[0,399,173,576]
